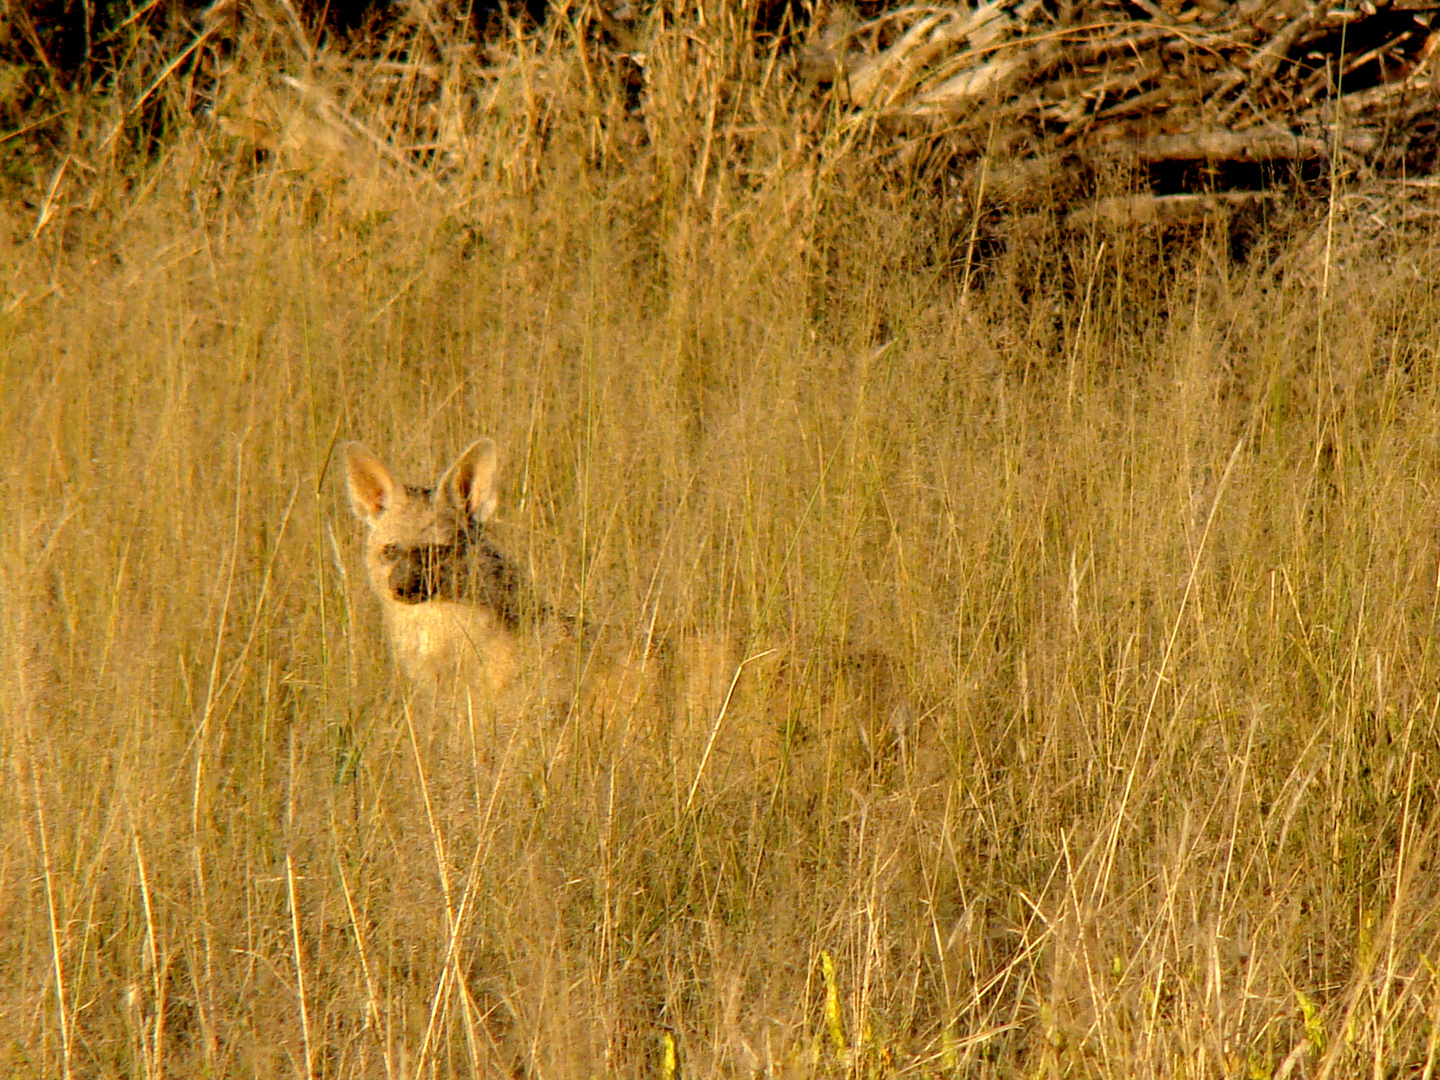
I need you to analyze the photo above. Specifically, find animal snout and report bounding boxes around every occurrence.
[389,548,448,603]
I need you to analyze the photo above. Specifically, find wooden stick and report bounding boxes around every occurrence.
[1067,190,1280,228]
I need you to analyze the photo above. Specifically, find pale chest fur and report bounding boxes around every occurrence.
[382,599,519,698]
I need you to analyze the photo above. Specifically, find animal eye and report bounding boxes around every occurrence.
[380,544,403,562]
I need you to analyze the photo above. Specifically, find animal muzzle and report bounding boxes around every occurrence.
[388,547,452,604]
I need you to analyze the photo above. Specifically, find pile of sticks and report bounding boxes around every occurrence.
[799,0,1440,223]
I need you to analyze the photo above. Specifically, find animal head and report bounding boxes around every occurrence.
[344,438,533,628]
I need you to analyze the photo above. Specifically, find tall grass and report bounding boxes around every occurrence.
[4,7,1440,1077]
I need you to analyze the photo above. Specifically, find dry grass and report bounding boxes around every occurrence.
[5,8,1440,1078]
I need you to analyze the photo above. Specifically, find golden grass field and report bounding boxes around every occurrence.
[5,13,1440,1077]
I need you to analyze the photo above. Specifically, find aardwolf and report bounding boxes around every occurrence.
[345,437,908,778]
[344,438,725,738]
[344,438,556,709]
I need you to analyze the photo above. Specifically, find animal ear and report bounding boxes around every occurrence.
[441,438,499,522]
[344,443,396,521]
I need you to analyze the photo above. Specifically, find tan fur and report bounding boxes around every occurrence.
[344,439,534,707]
[345,438,906,781]
[344,439,703,731]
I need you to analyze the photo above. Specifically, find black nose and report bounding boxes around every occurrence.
[389,549,442,604]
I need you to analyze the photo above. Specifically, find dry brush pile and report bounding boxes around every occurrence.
[801,0,1440,223]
